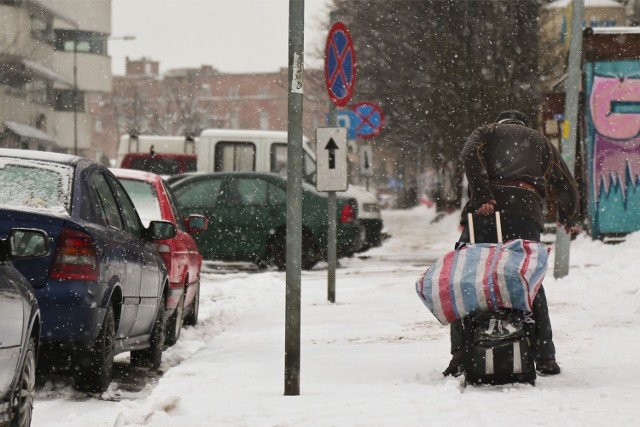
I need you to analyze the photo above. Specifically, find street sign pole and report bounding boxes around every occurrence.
[328,192,337,302]
[284,0,304,397]
[328,10,337,303]
[554,0,584,279]
[316,127,348,302]
[360,144,373,191]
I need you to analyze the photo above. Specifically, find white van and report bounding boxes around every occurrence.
[196,128,383,250]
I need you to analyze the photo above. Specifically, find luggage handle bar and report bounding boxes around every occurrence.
[467,211,503,244]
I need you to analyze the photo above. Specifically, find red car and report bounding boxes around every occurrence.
[111,168,207,346]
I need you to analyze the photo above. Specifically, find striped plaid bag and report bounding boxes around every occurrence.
[415,213,551,325]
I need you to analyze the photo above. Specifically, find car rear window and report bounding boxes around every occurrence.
[128,157,181,175]
[118,178,162,227]
[0,158,72,213]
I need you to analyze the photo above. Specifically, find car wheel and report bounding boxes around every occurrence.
[11,337,36,427]
[269,231,318,271]
[183,282,199,326]
[300,238,318,271]
[269,232,287,271]
[131,295,166,369]
[74,304,115,393]
[165,293,184,347]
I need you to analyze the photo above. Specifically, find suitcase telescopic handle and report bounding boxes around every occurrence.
[467,211,503,244]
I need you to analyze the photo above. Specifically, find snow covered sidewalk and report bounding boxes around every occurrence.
[33,206,640,427]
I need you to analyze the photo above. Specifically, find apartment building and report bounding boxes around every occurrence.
[0,0,111,156]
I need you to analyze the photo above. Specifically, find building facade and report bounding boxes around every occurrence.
[89,58,328,163]
[0,0,112,156]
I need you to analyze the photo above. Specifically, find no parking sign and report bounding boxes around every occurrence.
[325,22,356,107]
[352,101,384,139]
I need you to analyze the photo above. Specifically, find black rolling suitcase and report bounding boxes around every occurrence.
[462,213,537,386]
[462,309,536,386]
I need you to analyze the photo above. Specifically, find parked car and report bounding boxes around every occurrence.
[344,185,383,250]
[111,168,207,346]
[0,228,49,427]
[0,149,176,393]
[169,172,364,270]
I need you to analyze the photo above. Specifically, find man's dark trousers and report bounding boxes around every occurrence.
[450,214,556,360]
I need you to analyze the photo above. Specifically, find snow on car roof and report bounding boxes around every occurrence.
[0,148,81,165]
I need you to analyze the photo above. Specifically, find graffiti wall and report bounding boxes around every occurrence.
[585,60,640,237]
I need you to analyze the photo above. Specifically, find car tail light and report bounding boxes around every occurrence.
[154,243,172,271]
[49,228,99,281]
[340,203,356,223]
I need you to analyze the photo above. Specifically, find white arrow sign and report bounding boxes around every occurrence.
[316,127,348,192]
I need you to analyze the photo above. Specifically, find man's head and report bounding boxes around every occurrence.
[495,110,529,127]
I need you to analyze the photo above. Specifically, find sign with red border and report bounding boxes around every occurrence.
[325,22,356,107]
[352,101,384,139]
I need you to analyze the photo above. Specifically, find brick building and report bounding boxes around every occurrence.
[89,57,328,163]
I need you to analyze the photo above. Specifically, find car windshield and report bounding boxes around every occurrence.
[0,158,72,213]
[118,178,162,227]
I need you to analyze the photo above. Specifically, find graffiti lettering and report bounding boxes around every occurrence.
[590,76,640,140]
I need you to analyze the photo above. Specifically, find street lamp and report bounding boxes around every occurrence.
[73,34,136,156]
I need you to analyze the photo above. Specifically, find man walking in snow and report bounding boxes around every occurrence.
[443,110,580,377]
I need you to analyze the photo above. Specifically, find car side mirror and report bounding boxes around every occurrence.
[9,229,51,258]
[148,220,177,241]
[185,214,208,233]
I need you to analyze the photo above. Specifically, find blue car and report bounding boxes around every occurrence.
[0,228,49,427]
[0,149,176,393]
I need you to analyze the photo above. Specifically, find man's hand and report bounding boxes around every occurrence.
[476,199,497,215]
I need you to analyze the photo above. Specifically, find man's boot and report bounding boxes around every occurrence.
[536,358,561,375]
[442,349,464,377]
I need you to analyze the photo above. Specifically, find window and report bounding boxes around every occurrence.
[107,175,143,238]
[230,110,239,129]
[269,144,317,185]
[270,143,287,175]
[268,183,286,205]
[91,173,123,229]
[26,78,51,106]
[227,178,268,206]
[128,157,180,175]
[31,12,53,43]
[0,161,72,213]
[95,118,103,134]
[260,111,269,129]
[163,182,185,232]
[118,179,162,227]
[54,89,85,112]
[214,142,256,172]
[304,152,317,185]
[174,178,223,209]
[54,30,107,55]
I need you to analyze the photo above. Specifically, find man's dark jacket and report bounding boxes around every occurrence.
[460,122,579,229]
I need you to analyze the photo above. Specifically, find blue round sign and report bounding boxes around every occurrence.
[352,102,384,139]
[325,22,356,107]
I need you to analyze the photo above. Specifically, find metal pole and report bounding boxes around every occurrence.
[73,32,78,156]
[328,191,336,302]
[554,0,583,279]
[327,10,339,303]
[284,0,304,397]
